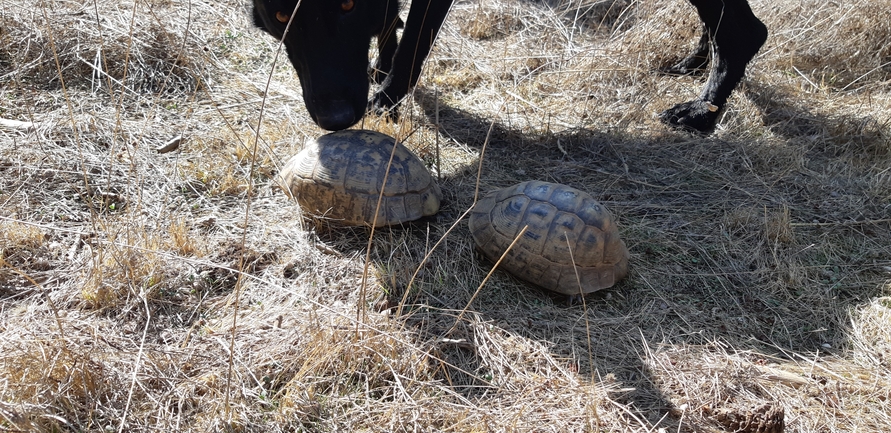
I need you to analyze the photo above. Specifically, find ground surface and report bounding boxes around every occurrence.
[1,0,890,431]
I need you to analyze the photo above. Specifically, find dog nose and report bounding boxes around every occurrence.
[314,99,360,131]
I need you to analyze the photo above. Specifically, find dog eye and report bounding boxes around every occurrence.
[275,11,290,23]
[340,0,355,12]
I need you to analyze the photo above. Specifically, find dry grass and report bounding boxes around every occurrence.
[1,0,890,431]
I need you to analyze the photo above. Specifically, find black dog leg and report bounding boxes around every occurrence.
[660,0,767,134]
[660,24,710,76]
[371,16,404,85]
[371,0,454,117]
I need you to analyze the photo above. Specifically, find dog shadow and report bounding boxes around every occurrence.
[343,85,890,430]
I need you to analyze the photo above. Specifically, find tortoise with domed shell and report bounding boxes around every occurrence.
[469,180,629,296]
[277,130,441,227]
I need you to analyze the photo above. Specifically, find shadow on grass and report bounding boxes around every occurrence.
[336,86,891,430]
[743,81,891,160]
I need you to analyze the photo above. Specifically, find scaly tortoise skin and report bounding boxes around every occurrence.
[277,130,441,226]
[469,180,629,296]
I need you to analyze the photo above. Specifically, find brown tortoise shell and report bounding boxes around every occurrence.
[277,130,441,227]
[469,180,629,296]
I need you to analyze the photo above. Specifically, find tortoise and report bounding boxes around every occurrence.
[469,180,629,296]
[276,130,442,226]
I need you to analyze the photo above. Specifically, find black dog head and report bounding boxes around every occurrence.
[252,0,395,131]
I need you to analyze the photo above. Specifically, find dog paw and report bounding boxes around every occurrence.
[659,99,721,135]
